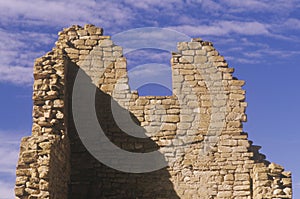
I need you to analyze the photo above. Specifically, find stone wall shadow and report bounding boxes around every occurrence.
[66,61,180,199]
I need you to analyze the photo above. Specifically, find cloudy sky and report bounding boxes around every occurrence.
[0,0,300,198]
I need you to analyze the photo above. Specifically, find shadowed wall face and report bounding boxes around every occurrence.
[15,25,292,199]
[66,59,180,199]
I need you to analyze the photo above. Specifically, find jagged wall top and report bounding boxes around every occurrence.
[15,24,292,199]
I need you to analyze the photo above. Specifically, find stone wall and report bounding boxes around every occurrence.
[15,24,292,199]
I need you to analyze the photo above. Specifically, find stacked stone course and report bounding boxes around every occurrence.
[15,24,292,199]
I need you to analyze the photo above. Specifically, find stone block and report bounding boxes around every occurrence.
[161,123,177,131]
[194,55,208,63]
[14,24,292,199]
[188,42,202,49]
[235,173,249,181]
[99,39,113,47]
[162,115,180,123]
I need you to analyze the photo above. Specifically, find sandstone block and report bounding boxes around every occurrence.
[217,191,232,197]
[182,50,195,56]
[194,55,208,63]
[161,123,177,131]
[115,60,126,69]
[282,178,292,186]
[85,39,97,46]
[65,48,79,54]
[180,56,193,63]
[162,115,180,123]
[224,174,234,181]
[99,39,113,47]
[188,42,202,49]
[180,115,194,122]
[177,122,191,130]
[22,151,37,164]
[235,173,249,181]
[230,93,245,101]
[15,185,25,196]
[177,42,188,51]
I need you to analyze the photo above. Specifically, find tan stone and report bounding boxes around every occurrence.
[194,55,207,63]
[14,25,292,199]
[162,115,180,123]
[180,56,193,63]
[182,50,195,56]
[235,173,249,181]
[99,39,113,47]
[224,174,234,181]
[15,185,25,196]
[65,48,79,54]
[160,123,177,131]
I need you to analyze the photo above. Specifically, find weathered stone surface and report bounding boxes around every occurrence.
[14,24,292,199]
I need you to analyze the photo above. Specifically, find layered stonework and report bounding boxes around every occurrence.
[15,25,292,199]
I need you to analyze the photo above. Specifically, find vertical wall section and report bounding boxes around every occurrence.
[15,42,70,198]
[15,25,292,199]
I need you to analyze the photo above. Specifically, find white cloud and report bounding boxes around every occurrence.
[277,18,300,31]
[221,0,295,14]
[0,0,137,86]
[242,52,263,58]
[223,0,270,11]
[226,56,260,64]
[125,49,172,67]
[239,38,269,48]
[0,130,25,175]
[0,0,133,28]
[200,0,223,14]
[0,29,56,85]
[168,21,270,36]
[128,63,172,91]
[242,47,300,60]
[0,146,19,175]
[0,180,14,199]
[122,0,198,11]
[0,130,27,199]
[123,0,176,10]
[0,66,33,85]
[0,0,298,86]
[113,27,191,54]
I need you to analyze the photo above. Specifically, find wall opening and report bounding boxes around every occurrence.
[125,48,172,96]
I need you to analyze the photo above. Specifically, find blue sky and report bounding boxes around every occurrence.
[0,0,300,198]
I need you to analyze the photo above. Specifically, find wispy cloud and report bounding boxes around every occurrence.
[125,49,172,67]
[220,0,295,14]
[241,47,300,61]
[123,0,180,10]
[226,56,260,64]
[0,130,27,199]
[0,0,299,86]
[128,63,172,91]
[201,0,223,11]
[0,0,133,28]
[283,18,300,30]
[0,0,138,86]
[272,18,300,32]
[0,180,14,199]
[0,146,19,175]
[168,20,270,36]
[0,130,26,175]
[0,29,57,85]
[0,66,33,85]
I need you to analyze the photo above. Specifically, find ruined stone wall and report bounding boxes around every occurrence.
[15,25,292,199]
[15,42,70,198]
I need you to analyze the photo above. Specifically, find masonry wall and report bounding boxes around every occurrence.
[15,25,292,199]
